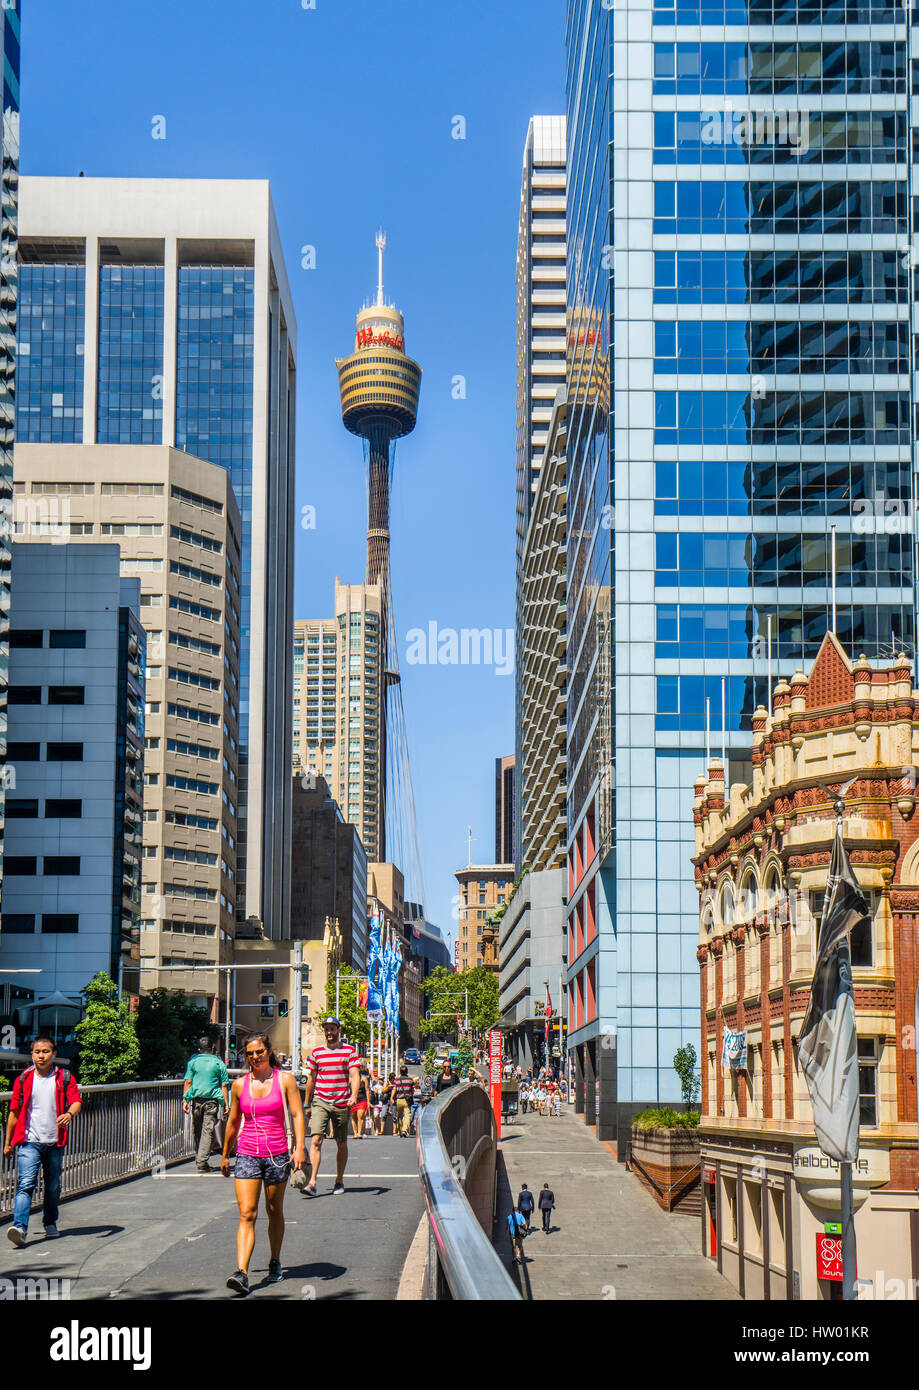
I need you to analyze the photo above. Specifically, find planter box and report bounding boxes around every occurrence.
[630,1125,701,1212]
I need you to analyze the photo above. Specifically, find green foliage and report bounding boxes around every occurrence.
[633,1107,700,1132]
[418,965,500,1043]
[421,1044,440,1077]
[135,990,217,1079]
[317,963,369,1047]
[454,1037,473,1073]
[74,972,139,1084]
[673,1042,701,1110]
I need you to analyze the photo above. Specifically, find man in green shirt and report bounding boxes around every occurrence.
[183,1038,230,1172]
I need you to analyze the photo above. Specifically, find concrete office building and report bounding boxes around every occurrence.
[514,115,566,876]
[16,177,296,940]
[289,771,367,971]
[500,867,567,1072]
[0,0,20,889]
[563,0,915,1156]
[294,579,384,864]
[13,448,241,1010]
[0,544,144,1001]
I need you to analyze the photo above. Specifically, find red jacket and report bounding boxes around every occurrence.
[9,1065,81,1148]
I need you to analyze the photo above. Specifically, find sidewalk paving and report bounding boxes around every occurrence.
[493,1107,739,1301]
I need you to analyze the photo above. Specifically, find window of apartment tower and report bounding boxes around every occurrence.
[260,969,275,985]
[858,1038,878,1126]
[260,994,275,1018]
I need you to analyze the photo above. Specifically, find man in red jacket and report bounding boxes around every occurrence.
[3,1035,81,1246]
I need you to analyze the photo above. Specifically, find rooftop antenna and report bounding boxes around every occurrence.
[376,228,386,307]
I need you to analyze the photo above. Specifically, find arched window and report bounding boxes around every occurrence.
[741,874,759,924]
[719,881,735,930]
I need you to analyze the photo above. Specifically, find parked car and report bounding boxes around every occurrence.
[403,1048,421,1065]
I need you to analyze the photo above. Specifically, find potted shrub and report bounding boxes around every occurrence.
[629,1044,701,1210]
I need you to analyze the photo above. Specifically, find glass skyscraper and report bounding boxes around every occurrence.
[0,0,19,897]
[564,0,914,1154]
[15,178,296,939]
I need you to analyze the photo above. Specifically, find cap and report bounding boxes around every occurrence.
[323,1016,342,1028]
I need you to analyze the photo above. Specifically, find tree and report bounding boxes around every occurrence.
[419,965,500,1046]
[673,1042,701,1111]
[135,990,217,1079]
[74,972,140,1083]
[317,963,368,1048]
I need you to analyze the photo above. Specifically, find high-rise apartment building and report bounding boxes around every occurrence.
[0,544,144,999]
[515,116,566,874]
[294,579,383,863]
[564,0,915,1154]
[290,771,368,970]
[16,177,296,939]
[0,0,20,893]
[13,448,241,1010]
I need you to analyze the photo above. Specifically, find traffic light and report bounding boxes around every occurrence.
[278,1000,289,1018]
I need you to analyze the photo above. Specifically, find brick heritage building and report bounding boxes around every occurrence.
[693,634,919,1300]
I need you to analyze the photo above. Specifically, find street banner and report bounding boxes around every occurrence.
[367,911,383,1015]
[721,1028,747,1073]
[489,1028,502,1140]
[799,818,863,1163]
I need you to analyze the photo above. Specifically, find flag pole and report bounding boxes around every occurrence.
[835,797,857,1301]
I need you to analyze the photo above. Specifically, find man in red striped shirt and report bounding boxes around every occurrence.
[303,1017,361,1196]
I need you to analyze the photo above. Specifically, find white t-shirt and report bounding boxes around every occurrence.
[25,1070,59,1143]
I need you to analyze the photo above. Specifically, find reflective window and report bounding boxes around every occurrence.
[97,265,164,444]
[16,264,85,443]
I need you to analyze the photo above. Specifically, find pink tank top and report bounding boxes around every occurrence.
[236,1070,288,1157]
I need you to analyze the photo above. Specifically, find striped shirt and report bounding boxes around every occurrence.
[307,1044,360,1104]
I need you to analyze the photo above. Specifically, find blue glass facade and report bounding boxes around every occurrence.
[16,265,85,442]
[176,266,254,742]
[565,0,915,1154]
[97,265,164,444]
[0,0,19,894]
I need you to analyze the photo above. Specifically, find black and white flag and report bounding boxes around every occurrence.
[798,819,864,1163]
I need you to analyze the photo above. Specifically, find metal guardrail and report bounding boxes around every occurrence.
[1,1080,192,1219]
[416,1084,521,1301]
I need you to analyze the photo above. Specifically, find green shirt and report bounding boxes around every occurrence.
[183,1053,229,1102]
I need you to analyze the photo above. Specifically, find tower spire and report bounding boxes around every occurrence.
[375,228,386,307]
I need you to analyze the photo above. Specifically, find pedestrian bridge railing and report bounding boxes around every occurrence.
[416,1084,520,1301]
[0,1080,193,1219]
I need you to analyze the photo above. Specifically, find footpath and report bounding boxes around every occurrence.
[493,1107,738,1301]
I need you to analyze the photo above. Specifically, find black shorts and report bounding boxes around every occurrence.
[234,1152,291,1184]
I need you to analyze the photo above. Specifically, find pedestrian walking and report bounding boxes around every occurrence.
[506,1208,528,1265]
[371,1072,386,1135]
[519,1082,528,1115]
[553,1087,562,1118]
[516,1182,535,1231]
[391,1064,415,1137]
[3,1036,81,1247]
[183,1035,229,1172]
[350,1061,371,1140]
[221,1033,306,1295]
[303,1017,361,1195]
[434,1061,458,1093]
[409,1076,423,1134]
[538,1181,555,1233]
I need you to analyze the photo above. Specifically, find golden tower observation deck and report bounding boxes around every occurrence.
[336,233,422,588]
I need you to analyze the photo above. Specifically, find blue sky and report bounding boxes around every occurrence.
[22,0,566,950]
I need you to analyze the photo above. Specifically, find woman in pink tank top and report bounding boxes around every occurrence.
[221,1032,305,1295]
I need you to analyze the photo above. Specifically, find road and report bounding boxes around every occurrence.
[0,1133,423,1301]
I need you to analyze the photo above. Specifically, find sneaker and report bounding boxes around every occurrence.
[267,1258,283,1284]
[196,1164,213,1173]
[6,1225,26,1248]
[226,1269,250,1296]
[44,1225,60,1239]
[332,1182,345,1196]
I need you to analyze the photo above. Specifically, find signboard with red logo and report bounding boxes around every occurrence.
[489,1029,503,1140]
[815,1232,850,1282]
